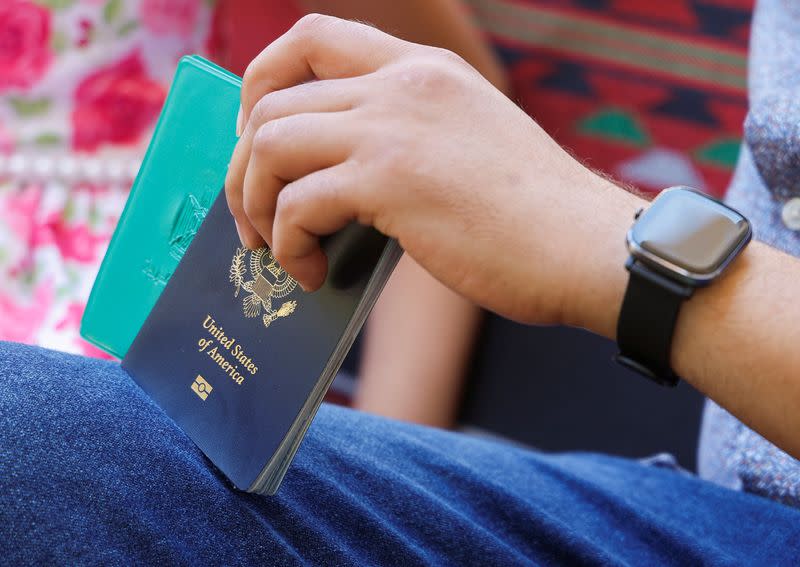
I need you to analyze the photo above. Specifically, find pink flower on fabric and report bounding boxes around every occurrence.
[76,18,94,48]
[0,283,53,344]
[0,0,53,92]
[140,0,200,38]
[0,121,14,154]
[71,51,165,151]
[55,302,84,332]
[53,223,108,264]
[2,185,41,242]
[29,211,57,250]
[23,209,107,264]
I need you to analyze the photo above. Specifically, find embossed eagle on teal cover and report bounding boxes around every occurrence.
[81,56,241,358]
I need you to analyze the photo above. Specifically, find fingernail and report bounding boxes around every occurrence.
[235,105,244,137]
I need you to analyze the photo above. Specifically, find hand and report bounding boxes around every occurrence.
[225,14,639,326]
[225,17,800,463]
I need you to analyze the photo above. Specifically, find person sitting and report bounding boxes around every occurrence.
[3,9,800,564]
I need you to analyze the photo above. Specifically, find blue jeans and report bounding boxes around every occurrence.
[1,342,798,565]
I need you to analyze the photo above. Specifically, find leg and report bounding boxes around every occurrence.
[1,342,798,566]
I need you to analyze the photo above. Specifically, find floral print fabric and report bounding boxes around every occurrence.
[0,0,218,357]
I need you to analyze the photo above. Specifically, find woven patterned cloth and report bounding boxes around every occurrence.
[469,0,753,198]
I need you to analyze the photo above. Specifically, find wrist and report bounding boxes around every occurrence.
[560,174,648,339]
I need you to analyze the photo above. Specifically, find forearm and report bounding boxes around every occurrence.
[232,16,800,454]
[569,179,800,459]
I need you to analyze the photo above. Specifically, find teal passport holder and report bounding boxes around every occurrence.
[81,56,241,358]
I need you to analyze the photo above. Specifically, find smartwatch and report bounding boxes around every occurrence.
[615,186,752,386]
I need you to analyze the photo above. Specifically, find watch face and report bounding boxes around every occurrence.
[629,187,751,282]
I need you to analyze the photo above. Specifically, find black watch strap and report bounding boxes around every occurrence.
[615,258,694,387]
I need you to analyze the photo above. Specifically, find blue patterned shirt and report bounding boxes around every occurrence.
[697,0,800,508]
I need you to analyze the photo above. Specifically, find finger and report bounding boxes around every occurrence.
[242,112,358,249]
[248,77,363,130]
[272,162,365,291]
[225,78,362,247]
[240,14,412,122]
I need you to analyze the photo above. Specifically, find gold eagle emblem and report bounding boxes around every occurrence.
[229,246,298,329]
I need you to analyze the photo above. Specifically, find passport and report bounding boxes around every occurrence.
[123,193,400,494]
[82,56,402,494]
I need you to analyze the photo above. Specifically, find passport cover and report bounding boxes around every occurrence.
[80,56,241,358]
[122,192,401,494]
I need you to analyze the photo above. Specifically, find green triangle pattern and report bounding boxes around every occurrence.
[577,108,649,146]
[695,138,741,169]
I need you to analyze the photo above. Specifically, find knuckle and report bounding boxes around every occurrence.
[252,121,283,156]
[223,175,235,196]
[250,83,317,126]
[271,241,294,267]
[394,57,463,97]
[431,46,469,69]
[249,93,279,126]
[226,193,244,218]
[242,191,267,220]
[224,179,244,214]
[292,13,332,38]
[275,186,300,221]
[241,59,259,96]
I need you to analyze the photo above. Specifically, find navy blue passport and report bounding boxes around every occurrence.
[122,192,401,494]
